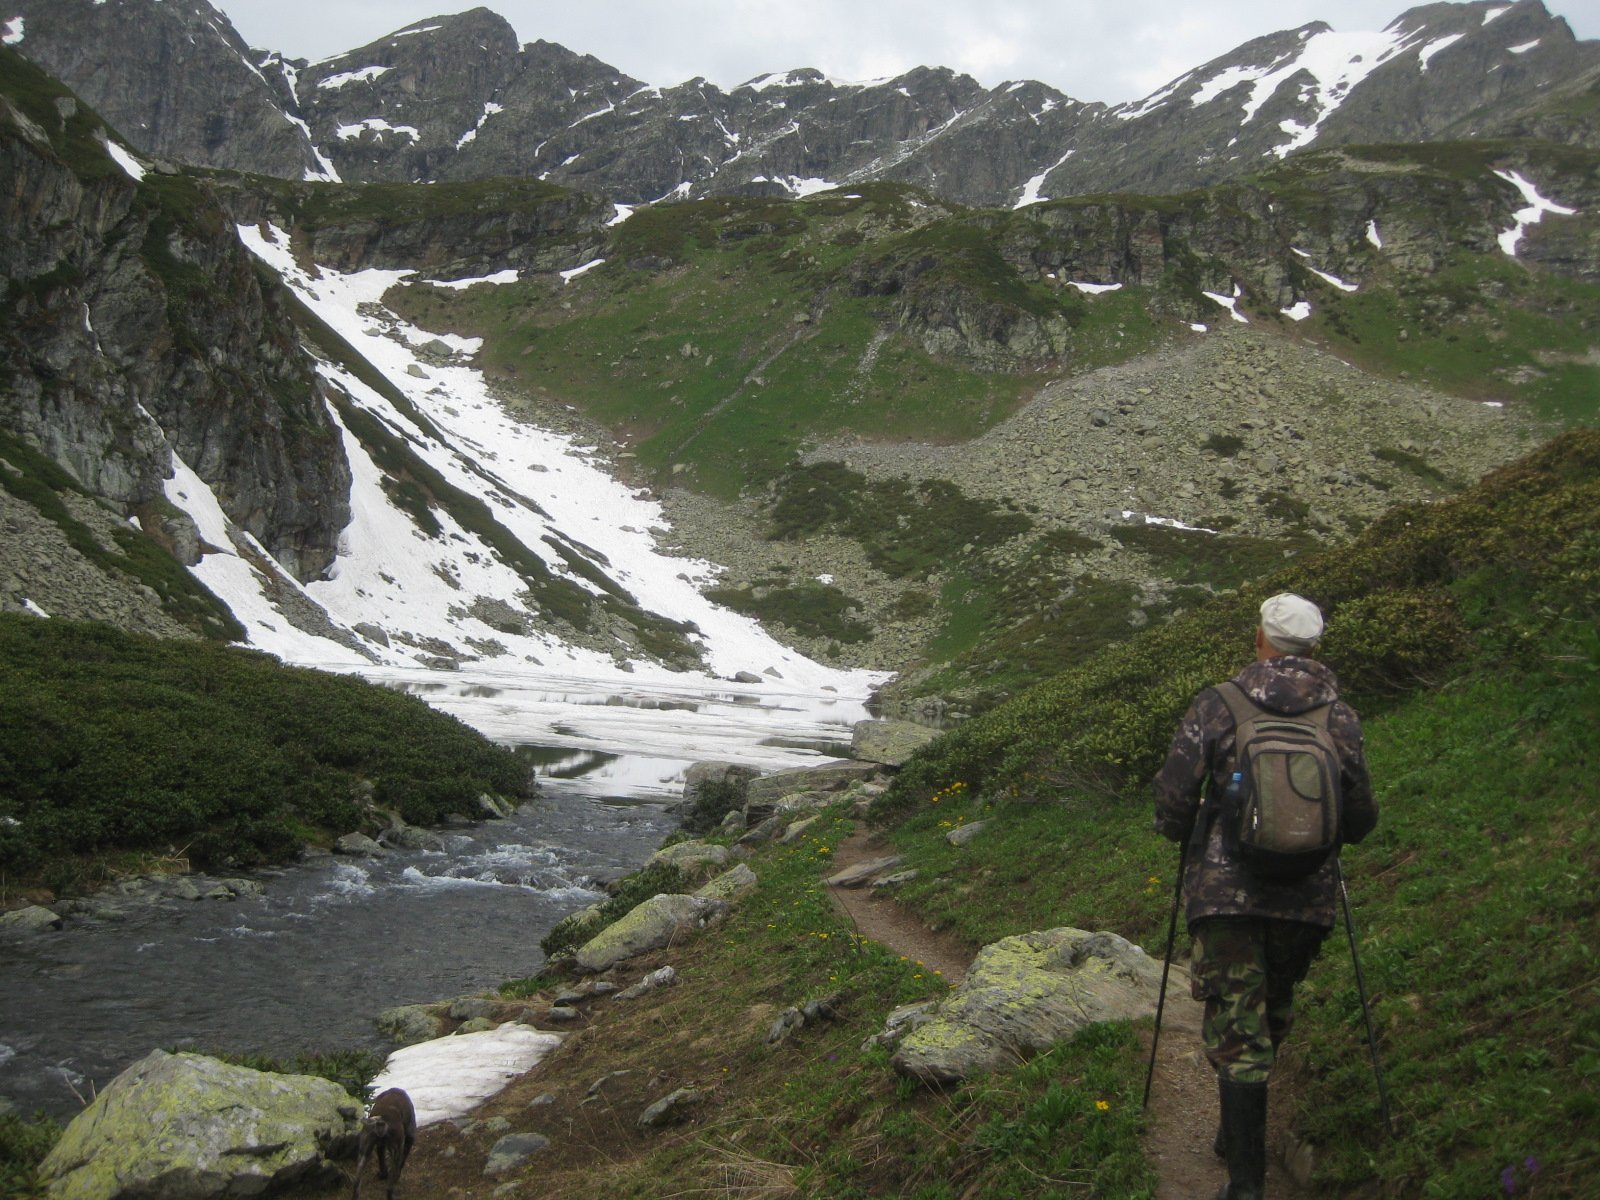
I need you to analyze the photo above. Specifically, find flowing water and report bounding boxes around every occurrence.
[0,668,869,1119]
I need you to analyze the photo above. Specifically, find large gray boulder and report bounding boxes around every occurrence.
[851,720,940,767]
[574,894,730,973]
[37,1049,359,1199]
[890,928,1177,1085]
[0,904,63,932]
[744,760,883,805]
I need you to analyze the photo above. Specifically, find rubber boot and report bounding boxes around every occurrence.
[1214,1078,1268,1200]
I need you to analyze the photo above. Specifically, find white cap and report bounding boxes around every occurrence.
[1260,593,1324,654]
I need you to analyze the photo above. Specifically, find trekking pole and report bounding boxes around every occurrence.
[1337,858,1395,1138]
[1142,842,1188,1110]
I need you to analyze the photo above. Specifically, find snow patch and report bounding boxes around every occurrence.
[560,259,605,284]
[1122,511,1218,534]
[1366,220,1384,249]
[1202,285,1249,324]
[318,65,392,90]
[367,1024,564,1127]
[336,118,420,143]
[1066,281,1123,295]
[1282,301,1313,321]
[231,220,884,705]
[1508,39,1540,54]
[1495,170,1578,256]
[455,101,503,150]
[1417,34,1464,70]
[1186,27,1415,158]
[424,270,520,290]
[2,16,23,45]
[104,140,147,181]
[1014,150,1075,208]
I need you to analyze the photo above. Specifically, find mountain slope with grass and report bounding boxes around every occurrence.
[2,363,1594,1200]
[182,425,1594,1200]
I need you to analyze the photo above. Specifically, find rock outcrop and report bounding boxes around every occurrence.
[1,50,351,598]
[889,928,1177,1084]
[37,1050,359,1200]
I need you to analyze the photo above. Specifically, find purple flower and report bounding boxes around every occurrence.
[1524,1157,1541,1176]
[1501,1166,1517,1195]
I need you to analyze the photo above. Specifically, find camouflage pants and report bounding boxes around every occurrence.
[1189,916,1327,1085]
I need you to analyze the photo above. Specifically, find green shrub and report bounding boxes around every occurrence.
[0,617,531,883]
[197,1048,385,1099]
[683,775,750,834]
[0,1110,59,1200]
[1316,588,1466,696]
[1202,432,1246,456]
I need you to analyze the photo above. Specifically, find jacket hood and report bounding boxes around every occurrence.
[1232,656,1341,714]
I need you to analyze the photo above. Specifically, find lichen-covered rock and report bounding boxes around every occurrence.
[825,856,903,888]
[891,928,1177,1085]
[377,1004,442,1046]
[574,894,729,973]
[744,761,883,804]
[37,1049,359,1200]
[695,863,758,902]
[851,719,940,766]
[648,841,730,875]
[0,905,62,932]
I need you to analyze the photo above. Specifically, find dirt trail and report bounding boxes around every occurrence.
[824,827,1309,1200]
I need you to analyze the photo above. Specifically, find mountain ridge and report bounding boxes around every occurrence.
[6,0,1599,207]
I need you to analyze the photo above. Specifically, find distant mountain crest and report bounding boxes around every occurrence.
[6,0,1597,203]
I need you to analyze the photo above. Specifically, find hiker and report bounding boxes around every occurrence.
[1152,593,1378,1200]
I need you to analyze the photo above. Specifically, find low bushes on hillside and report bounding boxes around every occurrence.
[0,617,531,884]
[875,428,1600,818]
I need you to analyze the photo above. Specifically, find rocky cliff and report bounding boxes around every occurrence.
[0,49,350,593]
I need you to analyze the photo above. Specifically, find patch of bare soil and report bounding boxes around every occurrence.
[824,827,1311,1200]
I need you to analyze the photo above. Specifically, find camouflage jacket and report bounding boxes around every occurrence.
[1152,655,1377,930]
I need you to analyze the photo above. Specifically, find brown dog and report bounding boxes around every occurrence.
[351,1087,416,1200]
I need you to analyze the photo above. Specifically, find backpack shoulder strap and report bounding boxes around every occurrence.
[1213,680,1259,730]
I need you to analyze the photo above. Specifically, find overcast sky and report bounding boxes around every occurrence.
[216,0,1600,104]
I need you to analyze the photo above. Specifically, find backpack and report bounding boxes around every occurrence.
[1211,681,1343,881]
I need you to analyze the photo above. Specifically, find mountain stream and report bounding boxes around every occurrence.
[0,668,869,1120]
